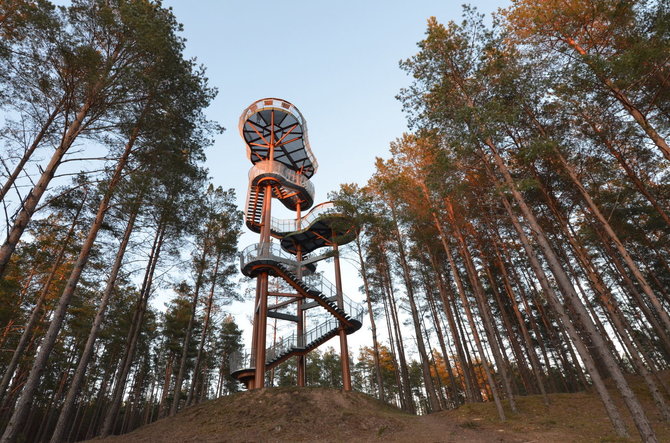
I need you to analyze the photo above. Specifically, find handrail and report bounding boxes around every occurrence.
[230,303,364,374]
[239,242,365,322]
[248,160,315,207]
[270,202,340,236]
[239,98,318,177]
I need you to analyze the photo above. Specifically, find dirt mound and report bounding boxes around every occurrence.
[92,381,670,442]
[92,387,517,442]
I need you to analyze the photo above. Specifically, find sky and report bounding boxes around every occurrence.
[161,0,511,357]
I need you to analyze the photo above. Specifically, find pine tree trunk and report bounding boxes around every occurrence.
[582,114,670,227]
[0,188,87,403]
[188,251,222,406]
[170,238,210,416]
[447,212,518,414]
[563,39,670,161]
[487,147,646,440]
[50,204,139,443]
[387,203,440,412]
[378,249,415,413]
[596,228,670,356]
[427,249,479,403]
[0,98,64,203]
[100,220,166,437]
[489,235,549,403]
[354,237,385,402]
[552,148,670,340]
[421,269,460,406]
[532,162,670,358]
[451,259,507,420]
[433,217,505,418]
[480,252,536,396]
[1,126,140,442]
[378,270,405,409]
[508,255,562,393]
[0,99,95,277]
[157,354,174,419]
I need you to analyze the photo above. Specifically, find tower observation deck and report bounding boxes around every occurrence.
[231,98,363,390]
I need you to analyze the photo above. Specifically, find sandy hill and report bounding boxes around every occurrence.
[93,382,670,442]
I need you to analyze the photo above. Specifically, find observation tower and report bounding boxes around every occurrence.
[231,98,363,390]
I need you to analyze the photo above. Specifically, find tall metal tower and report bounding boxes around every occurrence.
[231,98,363,390]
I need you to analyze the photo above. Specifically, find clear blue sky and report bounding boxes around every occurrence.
[163,0,509,209]
[162,0,511,353]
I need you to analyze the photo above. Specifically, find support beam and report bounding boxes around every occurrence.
[267,311,300,322]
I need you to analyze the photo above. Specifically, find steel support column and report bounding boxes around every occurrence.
[334,243,352,391]
[253,183,273,389]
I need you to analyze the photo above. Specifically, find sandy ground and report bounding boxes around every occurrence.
[90,383,670,442]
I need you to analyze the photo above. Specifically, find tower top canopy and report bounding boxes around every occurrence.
[239,98,318,178]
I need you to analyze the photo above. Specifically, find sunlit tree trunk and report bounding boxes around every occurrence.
[51,203,140,443]
[487,151,643,440]
[0,188,87,404]
[2,124,141,442]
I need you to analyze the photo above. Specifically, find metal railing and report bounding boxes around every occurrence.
[248,160,315,203]
[244,185,343,237]
[269,202,340,235]
[302,318,339,347]
[239,97,318,175]
[230,311,364,374]
[240,242,302,273]
[240,242,365,321]
[265,332,298,362]
[302,273,364,321]
[229,350,254,373]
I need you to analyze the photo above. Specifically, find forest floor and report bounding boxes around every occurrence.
[93,375,670,442]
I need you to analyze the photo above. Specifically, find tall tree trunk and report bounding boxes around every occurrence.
[50,203,140,443]
[487,149,646,440]
[170,233,211,416]
[562,38,670,161]
[0,98,97,277]
[188,251,222,406]
[479,249,536,396]
[447,209,518,414]
[0,187,87,403]
[434,216,506,418]
[387,202,441,412]
[0,98,64,203]
[100,220,166,437]
[1,125,140,443]
[552,147,670,340]
[378,249,415,413]
[426,249,478,403]
[354,236,385,401]
[580,112,670,228]
[489,233,549,403]
[378,269,404,409]
[421,269,460,406]
[157,354,174,419]
[450,257,507,420]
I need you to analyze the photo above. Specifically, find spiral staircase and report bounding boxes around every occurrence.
[231,98,363,388]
